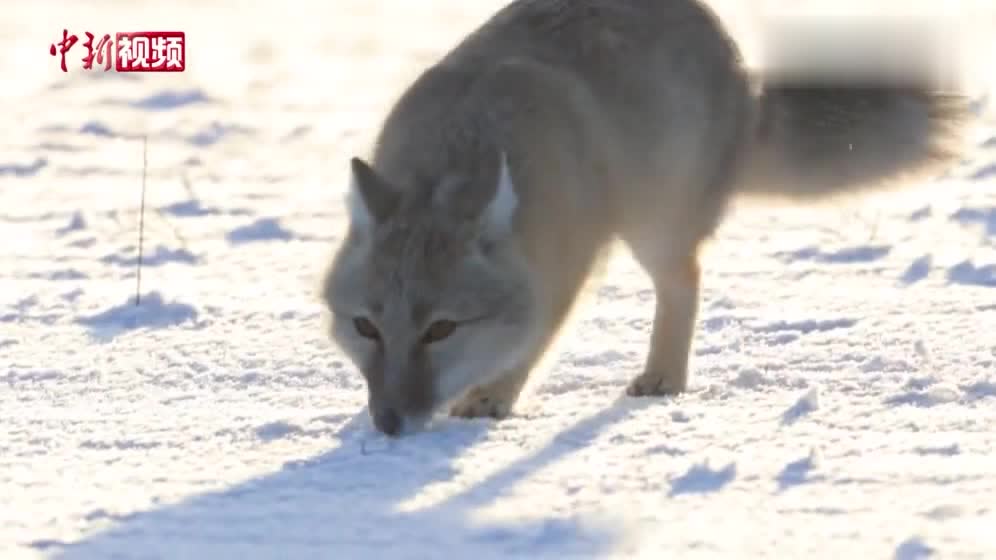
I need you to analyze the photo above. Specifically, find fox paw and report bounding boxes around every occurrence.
[449,390,513,420]
[626,371,686,397]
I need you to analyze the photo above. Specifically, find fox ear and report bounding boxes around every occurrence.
[434,151,519,237]
[479,152,519,237]
[348,157,399,227]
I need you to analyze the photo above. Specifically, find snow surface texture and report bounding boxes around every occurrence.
[2,1,995,559]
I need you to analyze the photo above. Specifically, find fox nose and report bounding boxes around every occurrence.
[373,408,403,436]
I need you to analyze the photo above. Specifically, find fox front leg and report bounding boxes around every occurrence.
[449,367,531,420]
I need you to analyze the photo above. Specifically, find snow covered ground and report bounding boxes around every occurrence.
[2,1,995,558]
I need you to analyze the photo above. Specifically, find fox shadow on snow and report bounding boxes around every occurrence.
[44,399,660,559]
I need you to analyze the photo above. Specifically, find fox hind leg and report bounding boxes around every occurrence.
[625,242,702,397]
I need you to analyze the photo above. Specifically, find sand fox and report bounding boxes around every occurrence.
[321,0,971,436]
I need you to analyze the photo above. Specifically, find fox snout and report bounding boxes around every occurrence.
[368,400,431,437]
[371,407,403,436]
[366,367,435,437]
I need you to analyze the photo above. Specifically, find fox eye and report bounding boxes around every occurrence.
[353,317,380,340]
[422,320,457,344]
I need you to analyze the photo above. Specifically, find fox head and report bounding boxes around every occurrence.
[322,152,537,436]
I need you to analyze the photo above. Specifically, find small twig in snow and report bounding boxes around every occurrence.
[135,134,148,306]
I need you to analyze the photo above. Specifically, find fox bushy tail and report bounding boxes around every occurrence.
[736,18,973,201]
[738,82,971,200]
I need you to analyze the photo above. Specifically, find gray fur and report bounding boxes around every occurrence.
[321,0,973,436]
[741,84,969,199]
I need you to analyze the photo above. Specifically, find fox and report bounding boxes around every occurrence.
[321,0,972,436]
